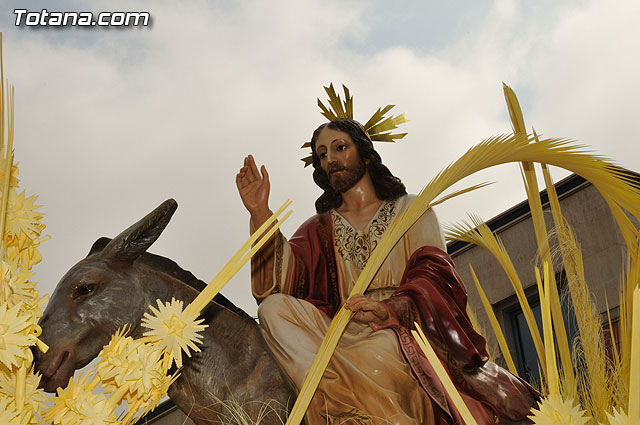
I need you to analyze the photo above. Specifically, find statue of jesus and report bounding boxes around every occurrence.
[236,118,539,425]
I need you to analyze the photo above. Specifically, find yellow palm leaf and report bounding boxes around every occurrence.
[468,264,518,374]
[0,56,15,260]
[446,216,543,378]
[628,286,640,423]
[528,394,590,425]
[541,160,612,422]
[413,324,480,425]
[538,264,560,398]
[617,241,640,414]
[184,200,292,316]
[431,182,493,207]
[604,296,626,410]
[505,83,575,399]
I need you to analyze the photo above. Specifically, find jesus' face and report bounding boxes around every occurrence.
[314,127,367,193]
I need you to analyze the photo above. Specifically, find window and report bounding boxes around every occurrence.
[506,294,543,387]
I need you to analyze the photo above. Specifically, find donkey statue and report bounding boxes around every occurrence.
[34,199,295,424]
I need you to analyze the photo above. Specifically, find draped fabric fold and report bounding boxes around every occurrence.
[380,246,540,422]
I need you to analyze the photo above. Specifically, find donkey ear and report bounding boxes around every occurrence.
[100,199,178,264]
[87,237,112,257]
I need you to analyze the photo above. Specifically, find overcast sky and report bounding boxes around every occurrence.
[1,0,639,317]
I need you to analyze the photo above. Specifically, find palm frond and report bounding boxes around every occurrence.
[542,162,612,421]
[0,77,14,260]
[468,264,518,374]
[184,200,293,316]
[538,264,561,398]
[605,199,640,255]
[465,304,500,361]
[605,295,626,410]
[516,126,575,402]
[629,286,640,423]
[431,182,493,207]
[413,324,480,425]
[503,83,527,137]
[617,244,640,417]
[446,215,546,380]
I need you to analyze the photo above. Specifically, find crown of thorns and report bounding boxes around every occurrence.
[300,83,409,167]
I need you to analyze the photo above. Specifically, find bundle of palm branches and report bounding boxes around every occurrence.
[0,32,52,424]
[434,87,640,425]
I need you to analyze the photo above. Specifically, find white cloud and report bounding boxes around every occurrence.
[528,0,640,169]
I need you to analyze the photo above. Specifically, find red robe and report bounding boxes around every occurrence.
[284,212,539,424]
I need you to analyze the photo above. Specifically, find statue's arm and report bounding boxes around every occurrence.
[251,217,314,302]
[237,154,289,301]
[413,206,446,252]
[250,223,291,301]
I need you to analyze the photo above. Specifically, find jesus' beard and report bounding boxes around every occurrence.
[328,158,367,193]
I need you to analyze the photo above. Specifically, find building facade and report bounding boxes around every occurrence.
[449,172,635,384]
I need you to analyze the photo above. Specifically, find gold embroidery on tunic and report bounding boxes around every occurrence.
[273,232,283,294]
[331,200,396,270]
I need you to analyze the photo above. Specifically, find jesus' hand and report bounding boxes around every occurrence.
[236,154,272,226]
[344,294,391,328]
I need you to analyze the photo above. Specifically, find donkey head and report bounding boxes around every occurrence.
[35,199,177,392]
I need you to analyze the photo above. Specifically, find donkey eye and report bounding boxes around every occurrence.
[75,284,96,297]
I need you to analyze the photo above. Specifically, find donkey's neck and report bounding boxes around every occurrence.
[128,264,256,342]
[128,265,204,339]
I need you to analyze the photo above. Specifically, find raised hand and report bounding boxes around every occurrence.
[344,294,391,327]
[236,154,271,217]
